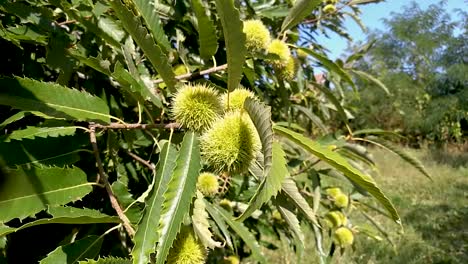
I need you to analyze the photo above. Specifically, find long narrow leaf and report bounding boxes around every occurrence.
[40,235,103,264]
[5,126,78,142]
[366,136,432,180]
[110,0,176,91]
[214,0,246,91]
[0,166,93,222]
[155,132,201,264]
[244,98,273,176]
[293,105,328,133]
[0,77,111,123]
[299,47,356,90]
[237,142,289,221]
[131,142,177,264]
[132,0,171,52]
[281,0,321,33]
[280,178,319,227]
[192,0,218,59]
[205,202,266,263]
[351,69,391,95]
[0,207,119,237]
[311,81,350,125]
[274,126,401,224]
[203,200,233,249]
[192,192,222,249]
[274,196,305,254]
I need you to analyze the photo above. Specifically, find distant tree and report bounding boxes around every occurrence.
[348,1,468,143]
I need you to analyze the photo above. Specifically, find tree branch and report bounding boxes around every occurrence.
[153,63,228,84]
[89,124,136,237]
[126,150,155,171]
[92,122,180,130]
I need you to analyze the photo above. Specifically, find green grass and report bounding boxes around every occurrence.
[262,146,468,264]
[350,147,468,264]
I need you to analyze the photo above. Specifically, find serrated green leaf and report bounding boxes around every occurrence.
[0,77,111,124]
[274,126,401,223]
[298,47,356,90]
[155,132,201,264]
[203,200,233,249]
[312,81,350,125]
[205,202,266,263]
[113,62,163,108]
[238,142,289,221]
[192,192,222,249]
[366,136,432,180]
[279,178,324,260]
[244,98,273,176]
[46,1,121,49]
[274,196,305,262]
[214,0,246,91]
[69,51,162,108]
[111,181,142,224]
[0,135,87,167]
[110,0,176,91]
[132,0,171,52]
[352,128,403,138]
[0,111,29,129]
[192,0,218,60]
[0,224,14,237]
[4,126,78,142]
[279,178,319,227]
[351,69,390,95]
[40,235,103,264]
[281,0,321,33]
[293,105,328,133]
[79,257,131,264]
[0,25,48,46]
[0,166,93,222]
[131,142,177,264]
[340,143,375,166]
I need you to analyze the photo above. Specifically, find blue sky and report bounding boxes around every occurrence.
[317,0,464,60]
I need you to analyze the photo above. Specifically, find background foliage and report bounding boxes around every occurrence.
[0,0,461,263]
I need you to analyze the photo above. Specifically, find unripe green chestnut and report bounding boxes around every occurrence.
[326,187,349,208]
[243,19,271,52]
[197,172,219,197]
[171,83,223,132]
[326,187,342,198]
[223,256,240,264]
[267,39,291,68]
[279,56,296,81]
[200,111,261,174]
[323,4,336,14]
[324,211,347,228]
[222,87,257,111]
[167,227,206,264]
[334,193,349,208]
[219,199,232,211]
[333,227,354,248]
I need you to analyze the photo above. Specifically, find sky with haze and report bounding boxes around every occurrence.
[317,0,464,60]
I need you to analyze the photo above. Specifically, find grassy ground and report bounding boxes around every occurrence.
[262,146,468,264]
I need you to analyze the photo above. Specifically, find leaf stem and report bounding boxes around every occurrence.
[125,150,155,170]
[92,122,180,130]
[152,63,228,84]
[89,124,136,237]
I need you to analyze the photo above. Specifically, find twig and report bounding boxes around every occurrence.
[92,122,180,130]
[303,2,352,25]
[153,63,228,84]
[89,124,136,237]
[57,20,77,26]
[291,158,321,176]
[126,150,155,170]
